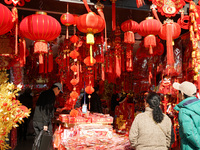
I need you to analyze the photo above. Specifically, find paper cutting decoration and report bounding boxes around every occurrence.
[152,0,185,17]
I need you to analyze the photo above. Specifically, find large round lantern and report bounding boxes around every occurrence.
[60,12,75,39]
[76,12,105,64]
[20,11,61,71]
[121,19,139,44]
[0,3,14,35]
[158,20,181,66]
[139,17,162,54]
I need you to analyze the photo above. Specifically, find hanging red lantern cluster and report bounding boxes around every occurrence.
[121,19,139,44]
[139,17,162,55]
[20,11,61,73]
[0,3,14,35]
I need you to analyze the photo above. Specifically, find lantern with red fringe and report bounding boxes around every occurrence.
[158,19,181,66]
[139,17,162,54]
[121,19,139,44]
[0,3,14,35]
[60,12,75,39]
[76,12,105,65]
[20,11,61,73]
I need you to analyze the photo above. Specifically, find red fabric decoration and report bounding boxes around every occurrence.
[139,17,162,54]
[85,85,94,94]
[0,3,14,35]
[121,19,139,44]
[19,38,26,67]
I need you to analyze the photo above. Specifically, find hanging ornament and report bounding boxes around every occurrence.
[139,17,162,55]
[4,0,31,6]
[121,19,139,44]
[152,0,185,17]
[20,11,61,73]
[110,0,116,31]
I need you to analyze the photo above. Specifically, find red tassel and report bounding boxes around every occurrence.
[39,54,44,73]
[126,48,133,72]
[124,31,135,44]
[121,51,125,72]
[95,66,97,80]
[144,35,156,55]
[152,7,161,23]
[101,64,105,81]
[115,55,121,77]
[19,38,26,67]
[44,54,48,73]
[166,23,174,66]
[63,53,66,68]
[48,49,53,72]
[97,7,107,51]
[67,50,70,71]
[111,1,116,31]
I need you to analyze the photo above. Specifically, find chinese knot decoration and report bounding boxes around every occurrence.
[4,0,31,6]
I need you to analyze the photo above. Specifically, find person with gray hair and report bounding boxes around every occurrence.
[173,81,200,150]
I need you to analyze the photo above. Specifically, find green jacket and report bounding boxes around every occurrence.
[174,97,200,150]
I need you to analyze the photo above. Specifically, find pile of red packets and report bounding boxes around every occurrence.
[53,124,131,150]
[59,113,113,125]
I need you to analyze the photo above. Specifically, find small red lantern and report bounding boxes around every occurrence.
[85,85,94,94]
[70,79,79,86]
[84,56,96,66]
[0,3,14,35]
[121,19,139,44]
[60,12,75,39]
[70,91,79,100]
[69,50,79,59]
[139,17,162,54]
[70,35,79,43]
[71,65,78,72]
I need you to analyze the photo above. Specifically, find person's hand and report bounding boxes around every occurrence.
[43,126,48,131]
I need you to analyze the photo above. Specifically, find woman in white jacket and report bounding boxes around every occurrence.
[129,92,174,150]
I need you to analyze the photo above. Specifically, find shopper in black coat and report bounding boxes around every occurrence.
[33,83,63,136]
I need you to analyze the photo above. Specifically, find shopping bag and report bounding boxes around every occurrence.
[32,130,44,150]
[39,130,53,150]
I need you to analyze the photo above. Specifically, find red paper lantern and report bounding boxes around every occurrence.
[158,20,181,66]
[70,91,79,100]
[69,50,79,59]
[70,79,79,85]
[70,35,79,43]
[0,3,14,35]
[139,17,162,54]
[71,65,78,72]
[85,85,94,94]
[121,19,139,44]
[84,56,96,66]
[20,11,61,54]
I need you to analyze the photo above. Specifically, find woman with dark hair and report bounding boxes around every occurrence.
[129,92,174,150]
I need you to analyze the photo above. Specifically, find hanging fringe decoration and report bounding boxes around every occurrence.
[166,22,174,66]
[63,50,67,68]
[12,7,18,55]
[144,35,156,55]
[48,49,53,72]
[44,54,48,73]
[39,54,44,73]
[111,0,116,31]
[19,38,26,67]
[96,2,107,51]
[101,64,105,81]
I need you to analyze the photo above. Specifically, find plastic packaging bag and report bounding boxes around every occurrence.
[32,130,52,150]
